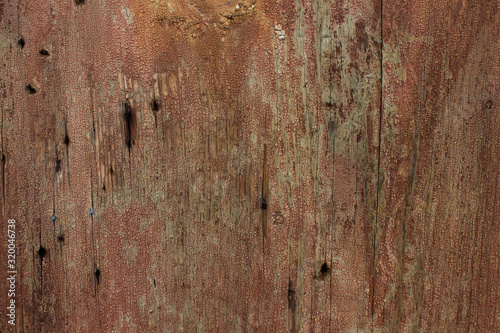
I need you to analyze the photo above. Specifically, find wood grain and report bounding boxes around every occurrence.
[0,0,498,332]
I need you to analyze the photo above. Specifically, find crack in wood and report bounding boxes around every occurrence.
[261,144,269,241]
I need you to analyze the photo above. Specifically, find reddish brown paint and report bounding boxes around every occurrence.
[0,0,499,332]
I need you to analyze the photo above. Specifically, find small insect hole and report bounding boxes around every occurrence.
[287,280,296,310]
[485,100,493,109]
[55,159,61,173]
[37,246,47,259]
[57,234,65,242]
[153,279,156,288]
[18,38,25,49]
[123,101,133,149]
[94,268,101,282]
[261,198,267,210]
[123,102,132,122]
[63,134,70,145]
[26,84,37,94]
[317,262,331,280]
[151,99,160,112]
[288,287,295,302]
[74,0,85,5]
[39,49,50,56]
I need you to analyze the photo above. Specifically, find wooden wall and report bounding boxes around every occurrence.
[0,0,498,331]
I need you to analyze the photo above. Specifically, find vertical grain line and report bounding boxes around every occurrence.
[372,0,384,328]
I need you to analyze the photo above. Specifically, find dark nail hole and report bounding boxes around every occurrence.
[74,0,85,5]
[26,84,37,94]
[37,246,47,259]
[18,38,25,49]
[94,268,100,284]
[102,184,106,191]
[261,198,267,210]
[151,99,160,112]
[63,134,70,145]
[123,101,133,122]
[485,100,493,109]
[39,49,50,56]
[317,262,331,280]
[57,234,65,242]
[287,279,296,310]
[1,154,5,162]
[123,101,133,149]
[55,159,61,173]
[110,166,114,174]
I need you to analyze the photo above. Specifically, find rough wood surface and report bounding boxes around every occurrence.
[0,0,498,332]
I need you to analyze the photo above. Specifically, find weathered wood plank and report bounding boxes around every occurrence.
[0,0,498,332]
[375,0,500,331]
